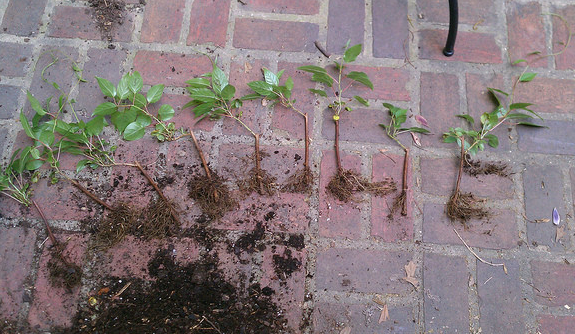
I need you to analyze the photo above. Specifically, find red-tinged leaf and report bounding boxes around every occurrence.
[415,115,429,127]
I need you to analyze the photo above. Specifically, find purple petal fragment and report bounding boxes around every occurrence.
[552,207,560,226]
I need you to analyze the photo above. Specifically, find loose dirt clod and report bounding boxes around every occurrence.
[327,168,396,202]
[281,167,313,194]
[463,158,509,177]
[188,170,237,220]
[446,192,489,224]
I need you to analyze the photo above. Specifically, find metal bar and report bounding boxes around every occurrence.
[443,0,459,56]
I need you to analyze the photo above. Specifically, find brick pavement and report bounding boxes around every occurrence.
[0,0,575,333]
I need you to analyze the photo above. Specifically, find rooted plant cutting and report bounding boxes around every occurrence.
[247,68,313,193]
[380,103,429,217]
[299,43,396,202]
[443,68,545,223]
[185,60,276,196]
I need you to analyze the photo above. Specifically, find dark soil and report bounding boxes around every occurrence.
[47,248,83,291]
[281,167,313,194]
[231,222,267,256]
[188,170,238,220]
[273,248,302,279]
[463,158,510,177]
[68,249,289,333]
[327,168,396,202]
[446,191,490,224]
[87,0,127,41]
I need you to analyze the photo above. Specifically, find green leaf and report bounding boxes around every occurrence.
[517,122,548,128]
[147,84,164,104]
[111,108,137,132]
[221,84,236,101]
[158,104,175,121]
[96,77,116,98]
[346,71,373,90]
[30,148,40,160]
[212,65,228,94]
[456,114,475,125]
[192,102,216,118]
[443,135,458,143]
[19,112,35,139]
[311,73,334,87]
[354,95,369,106]
[263,68,279,86]
[76,159,90,173]
[509,102,533,110]
[129,71,144,94]
[25,159,44,171]
[308,88,328,97]
[285,77,294,91]
[506,113,532,120]
[297,65,328,75]
[123,122,146,141]
[117,75,130,100]
[519,72,536,82]
[406,127,430,134]
[86,116,105,136]
[343,44,362,63]
[512,59,528,65]
[135,113,152,127]
[185,78,211,88]
[94,102,117,116]
[189,88,217,103]
[240,93,262,101]
[484,134,499,148]
[247,81,273,97]
[27,91,46,116]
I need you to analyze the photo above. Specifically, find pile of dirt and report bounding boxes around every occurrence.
[88,0,127,41]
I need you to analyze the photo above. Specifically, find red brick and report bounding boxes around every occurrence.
[477,260,525,333]
[28,233,87,330]
[538,315,575,334]
[133,51,212,87]
[0,42,32,77]
[243,0,319,15]
[140,0,185,43]
[0,0,47,37]
[523,164,569,250]
[553,6,575,70]
[223,59,270,136]
[423,253,468,333]
[465,73,511,151]
[420,158,514,199]
[531,261,575,306]
[313,303,416,333]
[98,237,162,280]
[316,248,413,294]
[187,0,230,47]
[322,108,391,144]
[327,0,364,54]
[420,72,460,147]
[48,6,133,42]
[372,0,408,59]
[507,2,546,68]
[343,65,410,101]
[0,226,37,320]
[318,151,362,239]
[233,18,319,52]
[372,153,412,242]
[423,204,519,249]
[514,77,575,114]
[518,120,575,156]
[419,30,502,63]
[0,85,21,119]
[417,0,497,26]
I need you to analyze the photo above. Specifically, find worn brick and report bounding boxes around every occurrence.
[141,0,185,43]
[322,108,393,145]
[372,153,413,242]
[477,260,525,333]
[313,303,416,334]
[372,0,407,59]
[466,73,511,151]
[0,42,32,77]
[507,2,546,68]
[28,233,87,330]
[187,0,230,47]
[0,84,20,119]
[538,315,575,334]
[553,5,575,70]
[327,0,364,54]
[343,65,410,101]
[318,150,362,239]
[419,30,502,64]
[523,164,568,250]
[420,72,460,147]
[531,261,575,306]
[0,0,47,36]
[233,18,318,52]
[98,237,163,280]
[423,253,468,333]
[514,77,575,114]
[133,51,212,87]
[417,0,497,26]
[420,158,514,199]
[0,226,36,320]
[244,0,319,15]
[316,248,413,294]
[75,48,127,120]
[518,120,575,155]
[48,6,133,42]
[423,204,519,249]
[572,168,575,207]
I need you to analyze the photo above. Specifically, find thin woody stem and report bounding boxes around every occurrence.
[33,200,58,247]
[334,119,342,170]
[134,161,180,224]
[454,137,465,198]
[190,131,212,179]
[401,148,410,216]
[304,113,310,169]
[68,178,114,211]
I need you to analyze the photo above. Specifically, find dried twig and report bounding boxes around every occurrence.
[314,41,331,58]
[453,228,507,274]
[202,316,223,334]
[134,161,180,224]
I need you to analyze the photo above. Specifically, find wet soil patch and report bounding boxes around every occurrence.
[231,222,267,256]
[273,248,302,279]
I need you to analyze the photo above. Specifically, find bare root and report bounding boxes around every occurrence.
[238,167,277,196]
[281,167,313,194]
[446,191,489,224]
[463,158,509,177]
[188,170,238,220]
[327,168,396,203]
[91,203,140,251]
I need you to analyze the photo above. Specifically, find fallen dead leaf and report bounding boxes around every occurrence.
[97,287,110,295]
[378,304,390,324]
[244,62,252,73]
[414,115,429,128]
[534,218,550,224]
[402,261,419,288]
[410,132,421,147]
[372,295,386,306]
[556,225,566,242]
[339,326,352,334]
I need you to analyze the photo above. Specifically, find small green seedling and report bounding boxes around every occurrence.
[247,68,312,193]
[380,103,429,216]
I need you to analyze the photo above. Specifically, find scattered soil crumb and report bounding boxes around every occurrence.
[446,192,489,224]
[88,0,126,41]
[231,222,267,256]
[188,170,238,220]
[273,248,302,279]
[464,158,509,177]
[281,167,313,194]
[327,168,396,202]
